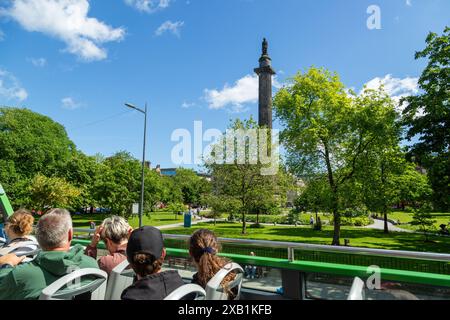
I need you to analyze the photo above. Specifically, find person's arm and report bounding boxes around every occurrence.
[0,254,25,299]
[84,227,103,259]
[0,254,25,267]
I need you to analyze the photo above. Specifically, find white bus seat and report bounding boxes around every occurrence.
[347,277,365,300]
[105,259,135,300]
[39,268,108,300]
[164,284,206,300]
[206,263,244,300]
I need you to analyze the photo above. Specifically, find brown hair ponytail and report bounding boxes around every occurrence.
[6,209,34,237]
[189,229,236,297]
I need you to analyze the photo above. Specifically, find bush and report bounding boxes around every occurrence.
[249,223,265,229]
[201,210,222,219]
[245,215,284,224]
[313,217,323,231]
[286,209,300,224]
[331,216,373,226]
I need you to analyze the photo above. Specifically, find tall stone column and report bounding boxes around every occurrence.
[254,38,276,129]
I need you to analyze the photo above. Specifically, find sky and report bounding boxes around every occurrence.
[0,0,449,171]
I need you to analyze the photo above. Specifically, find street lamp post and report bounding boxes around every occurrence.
[124,102,148,228]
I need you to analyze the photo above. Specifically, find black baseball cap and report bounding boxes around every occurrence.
[126,226,164,262]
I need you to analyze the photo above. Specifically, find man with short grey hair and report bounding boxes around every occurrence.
[85,215,131,275]
[0,208,99,300]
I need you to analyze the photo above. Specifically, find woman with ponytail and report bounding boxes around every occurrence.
[189,229,237,300]
[0,209,39,260]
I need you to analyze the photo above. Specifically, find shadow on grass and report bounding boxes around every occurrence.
[164,223,450,254]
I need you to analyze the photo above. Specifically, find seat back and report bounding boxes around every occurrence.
[164,284,206,300]
[39,268,108,300]
[105,259,135,300]
[206,263,244,300]
[347,277,365,300]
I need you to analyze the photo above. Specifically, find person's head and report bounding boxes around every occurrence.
[99,216,130,253]
[126,226,166,279]
[189,229,233,288]
[35,208,73,251]
[250,252,255,256]
[5,209,34,240]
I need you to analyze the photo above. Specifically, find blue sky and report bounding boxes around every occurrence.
[0,0,449,170]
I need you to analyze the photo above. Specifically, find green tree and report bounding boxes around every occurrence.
[206,118,286,234]
[411,204,437,242]
[274,68,401,245]
[172,168,211,206]
[360,147,405,233]
[29,174,81,212]
[56,151,103,212]
[0,107,76,207]
[402,26,450,211]
[92,152,141,218]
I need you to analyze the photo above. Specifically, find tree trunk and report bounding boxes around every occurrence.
[323,141,340,246]
[383,210,389,234]
[242,212,247,234]
[332,208,341,246]
[257,212,260,225]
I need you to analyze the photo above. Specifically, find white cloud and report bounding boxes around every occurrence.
[125,0,170,13]
[28,57,47,67]
[406,0,412,6]
[204,74,282,112]
[155,20,184,37]
[1,0,125,61]
[181,101,195,109]
[362,74,421,116]
[0,69,28,102]
[363,74,419,103]
[61,96,82,110]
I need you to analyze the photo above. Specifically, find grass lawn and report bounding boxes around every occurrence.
[388,211,450,231]
[163,222,450,254]
[71,211,184,229]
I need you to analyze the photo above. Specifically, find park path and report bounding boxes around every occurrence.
[364,219,412,233]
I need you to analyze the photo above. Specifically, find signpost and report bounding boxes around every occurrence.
[132,203,139,216]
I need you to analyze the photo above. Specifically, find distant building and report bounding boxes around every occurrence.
[154,165,211,180]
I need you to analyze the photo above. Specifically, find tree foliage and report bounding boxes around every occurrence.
[274,67,406,245]
[402,26,450,210]
[205,118,288,234]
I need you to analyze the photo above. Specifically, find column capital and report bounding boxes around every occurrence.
[254,66,276,75]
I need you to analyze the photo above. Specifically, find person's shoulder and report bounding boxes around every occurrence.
[5,261,42,283]
[80,252,100,268]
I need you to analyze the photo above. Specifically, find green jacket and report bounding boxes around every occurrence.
[0,244,99,300]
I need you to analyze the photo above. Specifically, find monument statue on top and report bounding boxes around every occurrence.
[254,38,276,129]
[262,38,268,56]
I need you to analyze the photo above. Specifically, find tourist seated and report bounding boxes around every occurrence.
[244,252,257,279]
[0,208,99,300]
[121,226,184,300]
[189,229,237,300]
[85,216,131,275]
[0,209,38,260]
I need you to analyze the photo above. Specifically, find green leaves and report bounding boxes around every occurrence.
[274,67,408,244]
[29,174,81,211]
[402,26,450,210]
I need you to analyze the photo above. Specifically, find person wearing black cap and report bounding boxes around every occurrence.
[121,226,184,300]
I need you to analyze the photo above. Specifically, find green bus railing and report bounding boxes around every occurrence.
[72,232,450,289]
